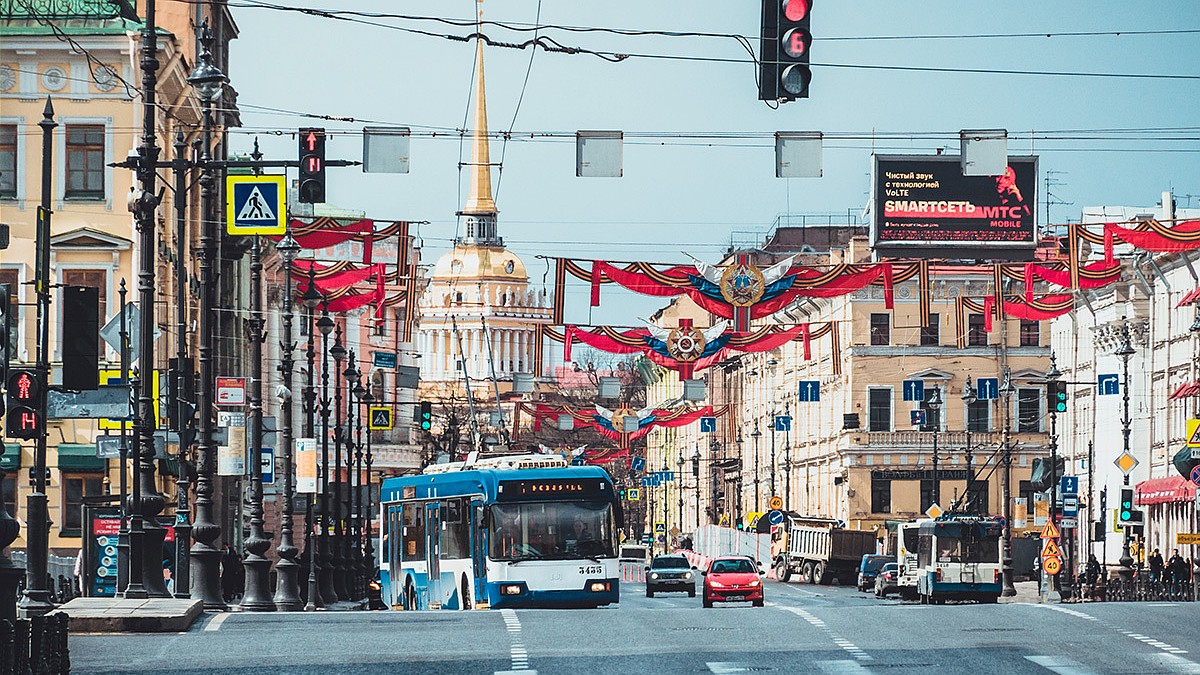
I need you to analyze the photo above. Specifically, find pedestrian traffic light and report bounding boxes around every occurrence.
[1118,487,1134,524]
[1047,380,1067,413]
[297,127,326,204]
[419,401,432,431]
[759,0,812,102]
[5,369,42,440]
[619,488,626,500]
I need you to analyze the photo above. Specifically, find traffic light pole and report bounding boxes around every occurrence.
[19,98,56,618]
[1117,322,1135,577]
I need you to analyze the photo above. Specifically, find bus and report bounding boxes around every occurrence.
[913,514,1003,604]
[895,519,926,600]
[378,454,622,610]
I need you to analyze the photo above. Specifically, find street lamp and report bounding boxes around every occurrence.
[185,27,228,610]
[677,452,685,532]
[735,432,744,528]
[926,386,943,507]
[1116,321,1136,575]
[999,367,1017,597]
[301,276,324,611]
[961,377,977,510]
[272,230,303,611]
[316,306,338,605]
[751,425,762,514]
[358,384,376,598]
[1046,352,1063,597]
[345,352,365,602]
[329,324,349,602]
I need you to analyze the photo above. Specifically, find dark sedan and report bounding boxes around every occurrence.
[646,554,697,597]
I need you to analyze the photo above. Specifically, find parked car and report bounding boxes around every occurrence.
[619,544,650,565]
[646,554,696,597]
[702,556,765,608]
[857,554,892,592]
[874,562,900,598]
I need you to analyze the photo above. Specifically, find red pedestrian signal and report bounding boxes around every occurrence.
[297,127,326,204]
[759,0,813,102]
[5,369,42,440]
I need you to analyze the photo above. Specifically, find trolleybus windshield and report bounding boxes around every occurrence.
[490,501,617,562]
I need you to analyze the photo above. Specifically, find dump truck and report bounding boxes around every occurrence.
[771,515,877,585]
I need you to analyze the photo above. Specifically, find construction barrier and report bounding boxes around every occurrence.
[620,562,646,583]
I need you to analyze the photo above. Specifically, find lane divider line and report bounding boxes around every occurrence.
[1035,604,1195,663]
[202,613,231,633]
[778,606,873,662]
[494,609,537,675]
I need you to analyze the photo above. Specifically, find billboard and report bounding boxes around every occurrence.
[871,155,1037,258]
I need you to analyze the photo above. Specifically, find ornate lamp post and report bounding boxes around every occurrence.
[1116,322,1136,575]
[344,351,364,602]
[272,231,303,610]
[926,386,943,507]
[315,307,338,604]
[961,377,977,510]
[676,452,685,530]
[751,425,762,514]
[185,25,228,611]
[999,367,1017,597]
[735,432,744,527]
[300,277,324,611]
[1046,353,1063,597]
[329,325,349,602]
[358,384,376,598]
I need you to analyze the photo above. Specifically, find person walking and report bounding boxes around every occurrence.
[1148,548,1164,583]
[1168,549,1188,592]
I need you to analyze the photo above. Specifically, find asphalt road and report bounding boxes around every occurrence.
[73,581,1200,675]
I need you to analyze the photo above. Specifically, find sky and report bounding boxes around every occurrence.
[224,0,1200,326]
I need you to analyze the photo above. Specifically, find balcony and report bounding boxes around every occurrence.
[1,0,125,20]
[864,430,1004,449]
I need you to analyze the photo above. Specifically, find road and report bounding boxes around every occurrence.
[74,580,1200,675]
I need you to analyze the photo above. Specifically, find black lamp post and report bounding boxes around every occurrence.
[751,425,762,514]
[1116,322,1136,575]
[735,432,744,527]
[329,325,349,602]
[301,277,323,611]
[1046,353,1063,596]
[926,386,943,507]
[1000,367,1017,597]
[676,452,685,530]
[351,372,368,601]
[344,351,363,602]
[272,231,303,610]
[961,377,977,511]
[316,306,338,605]
[186,24,229,612]
[358,385,376,598]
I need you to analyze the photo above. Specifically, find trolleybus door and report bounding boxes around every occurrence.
[425,502,441,604]
[470,499,486,605]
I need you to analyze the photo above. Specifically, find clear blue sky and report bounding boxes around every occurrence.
[226,1,1200,324]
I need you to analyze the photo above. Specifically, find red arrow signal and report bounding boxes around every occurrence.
[304,131,318,151]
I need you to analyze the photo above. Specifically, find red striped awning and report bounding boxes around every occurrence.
[1169,381,1200,400]
[1177,287,1200,307]
[1136,476,1197,506]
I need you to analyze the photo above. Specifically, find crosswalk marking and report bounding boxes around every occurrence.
[1025,655,1098,674]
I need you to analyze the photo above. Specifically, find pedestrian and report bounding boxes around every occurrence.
[1148,548,1164,583]
[1168,549,1187,586]
[220,544,242,602]
[73,549,84,597]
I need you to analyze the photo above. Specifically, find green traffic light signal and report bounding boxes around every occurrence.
[1055,393,1067,413]
[419,401,432,431]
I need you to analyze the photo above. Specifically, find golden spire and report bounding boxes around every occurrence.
[463,1,496,215]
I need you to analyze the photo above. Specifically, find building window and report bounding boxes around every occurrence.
[1017,387,1041,433]
[1019,320,1040,347]
[62,473,104,535]
[920,314,939,346]
[65,125,105,198]
[920,478,935,513]
[919,387,942,431]
[0,124,16,199]
[967,314,987,346]
[967,400,990,432]
[868,388,892,432]
[870,313,890,345]
[966,479,989,514]
[871,477,891,514]
[0,269,17,358]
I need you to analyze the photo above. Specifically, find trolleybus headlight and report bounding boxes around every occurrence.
[588,582,610,592]
[501,584,523,596]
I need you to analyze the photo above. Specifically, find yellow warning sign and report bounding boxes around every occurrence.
[1043,556,1062,575]
[1042,539,1062,559]
[1040,521,1060,540]
[1187,419,1200,448]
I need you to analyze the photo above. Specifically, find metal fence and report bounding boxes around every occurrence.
[1071,578,1197,603]
[0,615,70,674]
[9,553,80,604]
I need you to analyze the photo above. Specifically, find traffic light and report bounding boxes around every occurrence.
[419,401,432,431]
[1118,487,1135,524]
[619,488,627,501]
[1047,380,1067,414]
[759,0,812,102]
[5,369,42,440]
[297,127,326,204]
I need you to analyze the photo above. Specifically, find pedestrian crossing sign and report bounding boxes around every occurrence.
[368,406,393,431]
[226,175,287,235]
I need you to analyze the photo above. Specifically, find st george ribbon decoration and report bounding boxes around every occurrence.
[521,403,729,449]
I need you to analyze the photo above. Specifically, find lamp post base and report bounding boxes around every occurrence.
[239,555,276,612]
[189,544,227,611]
[273,558,304,612]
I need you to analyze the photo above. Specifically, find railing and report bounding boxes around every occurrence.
[865,431,1003,449]
[0,615,70,675]
[1070,577,1197,602]
[0,0,124,20]
[10,553,79,604]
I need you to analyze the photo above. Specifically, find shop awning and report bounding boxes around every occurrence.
[1136,475,1196,506]
[57,444,106,472]
[1168,381,1200,400]
[1176,287,1200,307]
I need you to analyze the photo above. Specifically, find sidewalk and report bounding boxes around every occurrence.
[999,580,1043,604]
[55,597,204,633]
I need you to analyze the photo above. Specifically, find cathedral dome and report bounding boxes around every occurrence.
[431,245,528,282]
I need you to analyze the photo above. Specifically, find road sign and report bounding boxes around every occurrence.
[768,510,784,525]
[630,456,646,472]
[976,377,999,400]
[1062,495,1079,517]
[798,380,820,402]
[1191,465,1200,487]
[627,488,640,501]
[1187,419,1200,448]
[768,495,784,511]
[373,351,397,369]
[925,503,943,519]
[1060,475,1079,495]
[216,377,246,406]
[1114,450,1139,475]
[217,411,246,428]
[368,406,393,431]
[1041,539,1062,559]
[226,175,287,235]
[902,379,925,402]
[47,386,130,419]
[260,447,274,485]
[1097,373,1119,396]
[1040,521,1060,540]
[296,438,317,493]
[658,470,675,483]
[775,415,792,432]
[1177,533,1200,545]
[1043,556,1062,576]
[98,303,160,364]
[1059,518,1078,529]
[910,410,926,427]
[699,416,717,433]
[654,522,666,533]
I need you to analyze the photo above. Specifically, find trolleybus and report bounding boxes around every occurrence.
[913,513,1003,604]
[379,454,621,610]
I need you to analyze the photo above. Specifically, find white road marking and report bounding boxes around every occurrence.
[1025,655,1098,675]
[1142,654,1200,674]
[707,664,752,674]
[813,661,872,674]
[779,607,872,662]
[495,609,535,674]
[1036,603,1197,666]
[202,613,231,632]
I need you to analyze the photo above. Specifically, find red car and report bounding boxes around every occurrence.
[702,556,765,608]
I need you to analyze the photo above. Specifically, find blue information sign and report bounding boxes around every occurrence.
[976,377,999,401]
[775,415,792,432]
[1097,374,1119,396]
[1059,475,1078,495]
[910,410,926,427]
[699,416,717,433]
[373,351,398,369]
[631,456,646,472]
[902,379,925,402]
[798,381,820,402]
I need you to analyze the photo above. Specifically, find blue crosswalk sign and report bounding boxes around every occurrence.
[699,416,717,433]
[976,377,999,400]
[226,175,287,235]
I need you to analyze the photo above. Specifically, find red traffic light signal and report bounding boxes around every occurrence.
[5,369,41,440]
[298,127,326,204]
[760,0,813,102]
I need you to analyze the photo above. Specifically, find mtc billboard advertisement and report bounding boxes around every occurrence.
[871,155,1038,259]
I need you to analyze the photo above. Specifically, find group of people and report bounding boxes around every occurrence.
[1146,548,1193,586]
